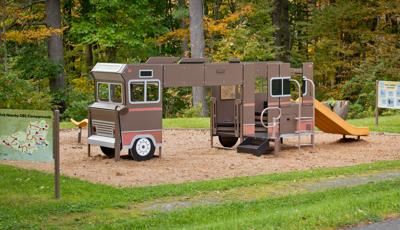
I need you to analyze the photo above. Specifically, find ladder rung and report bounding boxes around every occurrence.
[295,117,313,120]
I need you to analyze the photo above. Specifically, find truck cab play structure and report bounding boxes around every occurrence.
[87,57,369,161]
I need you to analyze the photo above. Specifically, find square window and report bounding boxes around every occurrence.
[110,84,122,103]
[283,78,290,95]
[98,83,109,101]
[130,82,145,102]
[147,81,159,102]
[271,79,282,96]
[220,85,236,100]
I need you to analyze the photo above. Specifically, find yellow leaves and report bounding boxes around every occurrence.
[157,28,188,45]
[71,76,93,94]
[4,27,64,44]
[156,4,254,45]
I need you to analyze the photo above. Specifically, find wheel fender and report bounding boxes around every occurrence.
[125,134,158,149]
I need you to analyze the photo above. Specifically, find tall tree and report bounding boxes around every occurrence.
[46,0,65,90]
[189,0,208,117]
[272,0,290,62]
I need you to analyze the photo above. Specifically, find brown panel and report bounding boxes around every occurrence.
[213,86,235,124]
[280,114,297,134]
[90,108,115,122]
[267,63,280,124]
[302,105,313,118]
[243,63,255,126]
[279,63,291,106]
[123,65,163,109]
[204,63,242,86]
[146,57,180,64]
[120,110,162,132]
[281,104,299,116]
[163,64,204,87]
[302,62,314,105]
[255,93,268,113]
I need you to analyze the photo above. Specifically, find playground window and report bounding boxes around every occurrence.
[220,85,236,100]
[97,82,123,103]
[129,80,160,104]
[270,77,291,97]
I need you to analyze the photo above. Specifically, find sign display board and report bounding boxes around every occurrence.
[0,109,54,161]
[377,81,400,109]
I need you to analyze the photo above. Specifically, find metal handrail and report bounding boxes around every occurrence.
[303,76,315,147]
[290,79,302,150]
[260,107,281,139]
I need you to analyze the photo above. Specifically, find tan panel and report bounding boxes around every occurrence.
[163,64,205,87]
[204,63,242,86]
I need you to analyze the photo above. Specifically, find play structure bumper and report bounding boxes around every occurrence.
[87,135,115,148]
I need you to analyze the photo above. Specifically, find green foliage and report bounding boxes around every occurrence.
[162,87,192,118]
[211,1,276,61]
[0,72,52,110]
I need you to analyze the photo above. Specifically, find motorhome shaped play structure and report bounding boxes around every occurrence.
[87,57,369,161]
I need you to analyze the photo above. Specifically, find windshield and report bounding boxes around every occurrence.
[97,82,123,103]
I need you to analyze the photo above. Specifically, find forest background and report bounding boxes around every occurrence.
[0,0,399,120]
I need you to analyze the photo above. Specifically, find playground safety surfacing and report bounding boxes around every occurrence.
[1,129,399,187]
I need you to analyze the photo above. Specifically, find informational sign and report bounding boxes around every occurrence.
[0,109,54,162]
[377,81,400,109]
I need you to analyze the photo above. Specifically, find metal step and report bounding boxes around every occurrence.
[237,136,273,156]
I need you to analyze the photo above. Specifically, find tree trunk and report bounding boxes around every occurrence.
[179,0,189,57]
[86,44,93,71]
[46,0,65,91]
[189,0,208,117]
[272,0,290,62]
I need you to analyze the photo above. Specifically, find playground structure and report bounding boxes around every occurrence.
[87,57,369,161]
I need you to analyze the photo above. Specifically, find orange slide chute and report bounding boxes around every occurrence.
[314,99,369,136]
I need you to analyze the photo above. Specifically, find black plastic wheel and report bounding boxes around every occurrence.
[218,136,238,148]
[100,146,115,158]
[129,138,155,161]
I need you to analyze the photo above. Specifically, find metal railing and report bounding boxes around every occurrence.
[260,107,281,139]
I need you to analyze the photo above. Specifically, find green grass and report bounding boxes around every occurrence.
[62,114,400,132]
[348,114,400,133]
[1,160,400,229]
[163,117,209,129]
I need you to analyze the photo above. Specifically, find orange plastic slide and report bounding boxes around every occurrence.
[314,99,369,136]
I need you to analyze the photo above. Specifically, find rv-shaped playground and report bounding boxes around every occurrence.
[87,57,369,161]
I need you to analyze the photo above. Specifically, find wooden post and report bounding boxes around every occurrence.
[375,80,379,126]
[78,127,82,144]
[53,110,60,200]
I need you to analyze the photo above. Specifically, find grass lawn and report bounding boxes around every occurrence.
[348,114,400,133]
[61,114,400,132]
[1,160,400,229]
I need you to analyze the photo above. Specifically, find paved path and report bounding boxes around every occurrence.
[351,219,400,230]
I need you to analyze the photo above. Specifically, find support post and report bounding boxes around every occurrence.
[114,108,121,161]
[53,110,60,200]
[87,110,91,157]
[375,80,379,126]
[78,127,82,144]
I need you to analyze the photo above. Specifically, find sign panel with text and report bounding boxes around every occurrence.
[377,81,400,109]
[0,109,53,162]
